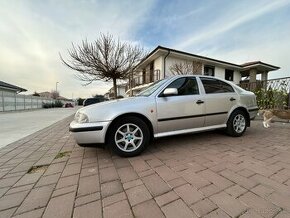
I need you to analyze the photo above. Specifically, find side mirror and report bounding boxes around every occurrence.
[163,88,178,96]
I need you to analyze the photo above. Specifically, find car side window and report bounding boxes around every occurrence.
[201,78,234,94]
[166,77,199,96]
[220,80,234,92]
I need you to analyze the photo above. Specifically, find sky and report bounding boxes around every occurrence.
[1,0,290,98]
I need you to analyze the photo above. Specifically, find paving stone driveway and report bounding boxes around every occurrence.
[0,117,290,218]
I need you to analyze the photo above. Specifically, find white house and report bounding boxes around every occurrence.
[106,84,127,99]
[127,46,280,95]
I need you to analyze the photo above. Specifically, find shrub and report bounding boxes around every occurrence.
[254,88,288,109]
[54,100,63,108]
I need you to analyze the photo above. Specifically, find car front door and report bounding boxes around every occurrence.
[200,77,239,126]
[156,77,205,134]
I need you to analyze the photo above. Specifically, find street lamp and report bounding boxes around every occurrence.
[56,82,59,93]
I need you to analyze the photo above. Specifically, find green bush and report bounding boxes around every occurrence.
[42,100,63,108]
[42,102,52,108]
[54,100,63,108]
[254,88,288,109]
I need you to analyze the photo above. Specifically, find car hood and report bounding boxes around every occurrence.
[77,97,155,122]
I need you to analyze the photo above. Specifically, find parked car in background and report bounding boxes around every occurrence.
[70,75,258,157]
[65,102,74,108]
[83,96,107,106]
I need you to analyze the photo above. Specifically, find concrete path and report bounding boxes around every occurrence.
[0,107,79,148]
[0,118,289,217]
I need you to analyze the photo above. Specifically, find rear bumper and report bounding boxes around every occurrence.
[69,121,111,144]
[248,107,259,120]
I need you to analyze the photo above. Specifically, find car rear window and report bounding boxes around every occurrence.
[201,77,234,94]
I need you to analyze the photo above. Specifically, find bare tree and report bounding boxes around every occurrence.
[170,60,202,75]
[51,90,59,99]
[60,33,147,99]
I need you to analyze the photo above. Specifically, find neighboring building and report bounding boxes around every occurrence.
[0,81,27,111]
[106,84,127,99]
[0,81,27,94]
[38,91,70,101]
[126,46,280,95]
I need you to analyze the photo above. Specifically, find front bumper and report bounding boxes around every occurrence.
[69,120,111,144]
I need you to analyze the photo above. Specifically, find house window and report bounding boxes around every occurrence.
[142,69,146,84]
[150,62,154,82]
[204,65,215,76]
[225,69,234,81]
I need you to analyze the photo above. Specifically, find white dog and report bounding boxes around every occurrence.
[259,109,290,128]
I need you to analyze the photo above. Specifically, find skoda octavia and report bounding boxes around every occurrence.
[70,75,258,156]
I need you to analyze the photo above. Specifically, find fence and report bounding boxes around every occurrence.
[240,77,290,109]
[0,90,69,112]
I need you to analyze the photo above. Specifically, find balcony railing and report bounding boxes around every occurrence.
[126,70,161,92]
[240,77,290,109]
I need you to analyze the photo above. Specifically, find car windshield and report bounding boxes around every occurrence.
[136,79,168,96]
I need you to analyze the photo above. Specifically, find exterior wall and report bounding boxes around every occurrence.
[117,87,126,97]
[154,56,164,80]
[204,66,241,84]
[165,56,203,77]
[214,66,225,80]
[0,90,71,112]
[165,56,184,76]
[134,53,245,89]
[233,70,241,84]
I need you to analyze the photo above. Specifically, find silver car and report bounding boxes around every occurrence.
[70,75,258,156]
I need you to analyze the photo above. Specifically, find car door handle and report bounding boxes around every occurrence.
[196,100,204,104]
[230,97,236,101]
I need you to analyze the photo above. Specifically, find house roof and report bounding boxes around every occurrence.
[240,61,280,70]
[136,45,280,72]
[0,81,27,92]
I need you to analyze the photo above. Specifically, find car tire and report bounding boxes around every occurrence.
[226,110,247,137]
[108,116,150,157]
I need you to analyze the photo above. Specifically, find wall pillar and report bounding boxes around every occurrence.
[261,71,268,90]
[261,71,268,81]
[249,69,257,83]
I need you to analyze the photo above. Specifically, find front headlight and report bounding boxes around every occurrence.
[74,112,89,123]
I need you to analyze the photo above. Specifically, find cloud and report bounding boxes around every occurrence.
[175,0,290,50]
[0,0,289,99]
[0,0,154,98]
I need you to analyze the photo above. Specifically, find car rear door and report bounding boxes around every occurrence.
[156,77,205,134]
[199,77,238,126]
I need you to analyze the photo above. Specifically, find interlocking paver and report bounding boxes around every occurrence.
[227,183,248,197]
[43,192,75,218]
[102,191,127,207]
[0,118,289,217]
[142,173,171,197]
[203,208,231,218]
[238,192,280,218]
[174,184,204,205]
[133,199,165,218]
[123,178,143,190]
[103,200,133,218]
[161,199,198,218]
[15,185,54,214]
[56,174,79,189]
[117,167,138,183]
[126,184,152,206]
[210,191,247,217]
[101,180,123,198]
[155,191,179,207]
[77,174,100,196]
[73,200,102,218]
[0,191,29,211]
[190,198,218,217]
[75,192,101,207]
[12,208,45,218]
